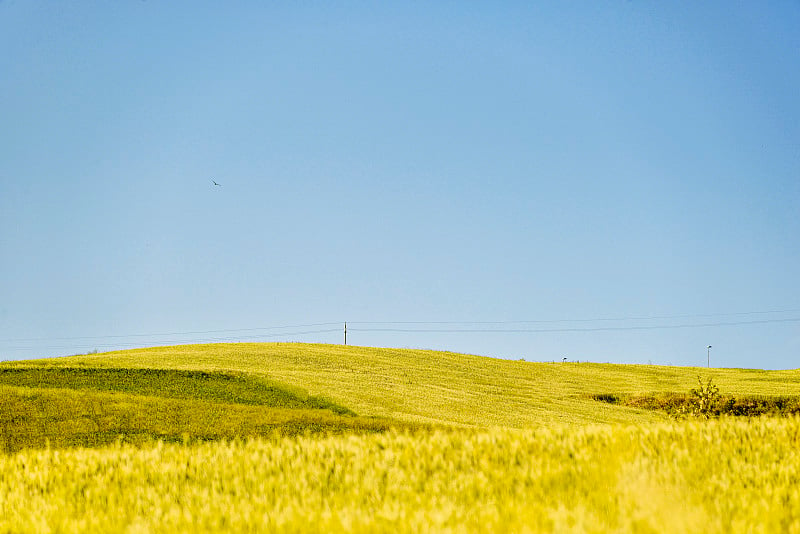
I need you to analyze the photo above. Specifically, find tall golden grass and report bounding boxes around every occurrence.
[2,418,799,533]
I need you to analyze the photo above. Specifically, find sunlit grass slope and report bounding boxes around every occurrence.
[0,367,354,413]
[19,342,800,427]
[0,365,421,453]
[0,365,420,452]
[0,385,402,453]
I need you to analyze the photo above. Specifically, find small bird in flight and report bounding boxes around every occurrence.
[212,180,222,187]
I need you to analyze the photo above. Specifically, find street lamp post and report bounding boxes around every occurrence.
[707,345,712,368]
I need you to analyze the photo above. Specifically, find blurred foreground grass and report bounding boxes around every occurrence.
[2,418,799,533]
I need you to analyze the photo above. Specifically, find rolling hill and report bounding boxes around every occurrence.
[4,343,800,532]
[7,342,800,428]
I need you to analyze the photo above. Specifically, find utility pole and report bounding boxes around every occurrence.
[344,322,347,346]
[707,345,712,368]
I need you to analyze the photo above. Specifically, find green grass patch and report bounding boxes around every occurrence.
[0,363,432,452]
[0,385,423,454]
[0,367,354,414]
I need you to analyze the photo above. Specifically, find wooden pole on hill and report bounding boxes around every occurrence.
[344,322,347,345]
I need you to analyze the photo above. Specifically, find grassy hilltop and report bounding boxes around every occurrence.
[6,342,800,429]
[51,343,800,423]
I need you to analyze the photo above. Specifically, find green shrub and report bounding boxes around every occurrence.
[688,376,721,418]
[592,377,800,419]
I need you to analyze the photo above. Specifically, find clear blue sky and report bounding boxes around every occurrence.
[2,2,799,369]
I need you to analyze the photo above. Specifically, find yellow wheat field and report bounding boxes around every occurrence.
[2,417,800,533]
[50,343,800,427]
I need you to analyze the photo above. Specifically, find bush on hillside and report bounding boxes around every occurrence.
[593,377,800,419]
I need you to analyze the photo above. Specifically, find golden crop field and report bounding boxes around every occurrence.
[3,343,800,533]
[2,419,800,533]
[48,342,800,427]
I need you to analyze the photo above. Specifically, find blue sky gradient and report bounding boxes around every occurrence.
[2,2,799,368]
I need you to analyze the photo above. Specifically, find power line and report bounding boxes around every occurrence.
[1,328,342,354]
[349,317,800,334]
[349,308,800,326]
[0,322,342,344]
[2,308,799,354]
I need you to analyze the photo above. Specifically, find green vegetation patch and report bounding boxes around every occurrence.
[0,367,353,415]
[593,390,800,418]
[0,386,423,454]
